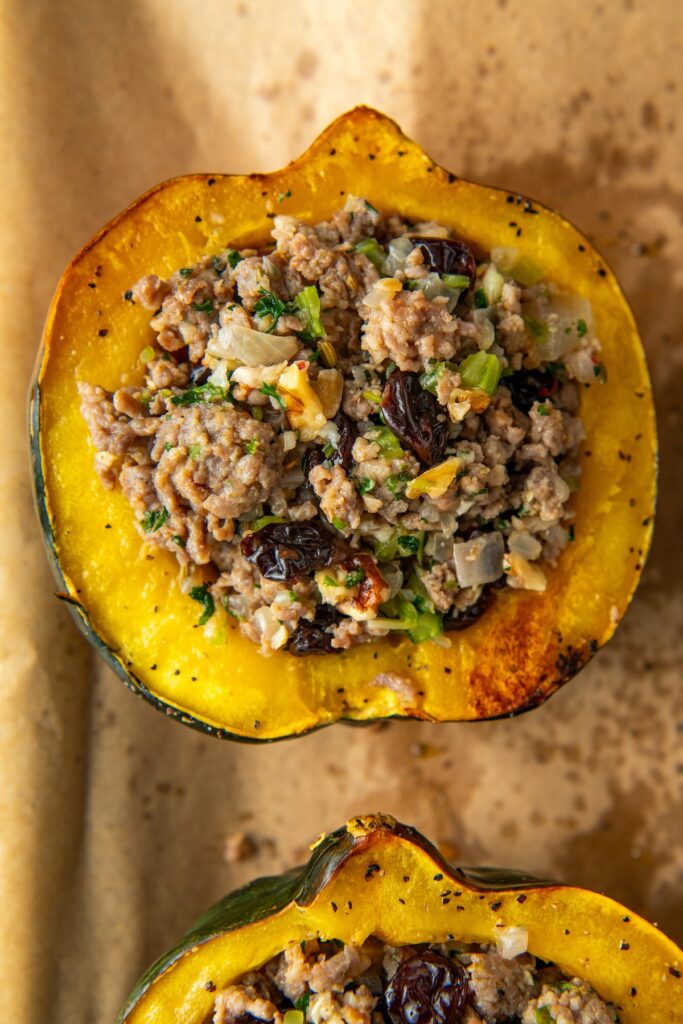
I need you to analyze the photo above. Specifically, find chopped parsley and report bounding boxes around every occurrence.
[179,267,193,278]
[534,1009,553,1024]
[397,535,421,554]
[278,189,292,201]
[141,508,168,533]
[474,288,488,309]
[172,534,186,548]
[322,440,336,459]
[189,583,215,626]
[253,289,294,333]
[537,403,550,416]
[192,298,214,314]
[259,381,286,409]
[323,575,338,588]
[172,382,228,407]
[356,477,376,494]
[210,255,225,273]
[332,516,346,532]
[568,524,575,542]
[188,444,203,460]
[386,471,410,495]
[246,439,260,454]
[226,249,243,269]
[344,569,366,587]
[576,318,588,337]
[294,995,310,1013]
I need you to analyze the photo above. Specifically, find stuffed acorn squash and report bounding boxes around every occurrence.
[116,814,682,1024]
[30,107,656,740]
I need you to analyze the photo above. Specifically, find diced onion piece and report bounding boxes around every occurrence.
[311,368,344,418]
[499,927,529,960]
[508,551,547,591]
[473,309,495,350]
[491,246,544,286]
[209,323,299,365]
[481,263,505,304]
[363,277,402,307]
[405,457,461,500]
[381,236,415,276]
[508,530,542,561]
[453,532,505,588]
[253,606,289,650]
[281,430,298,452]
[564,347,596,383]
[277,363,328,442]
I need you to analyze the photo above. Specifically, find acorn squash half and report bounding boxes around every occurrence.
[30,107,657,740]
[117,814,682,1024]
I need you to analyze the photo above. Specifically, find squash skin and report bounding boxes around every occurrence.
[117,813,682,1024]
[30,106,657,740]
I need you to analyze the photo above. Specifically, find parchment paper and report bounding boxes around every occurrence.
[2,2,682,1021]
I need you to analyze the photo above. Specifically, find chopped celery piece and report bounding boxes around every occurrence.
[294,286,326,340]
[419,361,446,394]
[361,389,382,404]
[354,237,387,270]
[442,273,471,289]
[250,515,287,532]
[366,425,404,458]
[407,609,443,644]
[458,351,503,395]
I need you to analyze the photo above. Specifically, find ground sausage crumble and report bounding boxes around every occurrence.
[79,198,604,654]
[210,936,618,1024]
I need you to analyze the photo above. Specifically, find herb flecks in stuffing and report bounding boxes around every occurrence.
[79,196,601,654]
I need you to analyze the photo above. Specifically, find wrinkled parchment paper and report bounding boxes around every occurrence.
[2,1,682,1021]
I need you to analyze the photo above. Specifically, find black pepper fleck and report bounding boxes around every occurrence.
[620,941,630,950]
[195,215,202,223]
[98,328,109,337]
[516,894,527,903]
[207,177,216,186]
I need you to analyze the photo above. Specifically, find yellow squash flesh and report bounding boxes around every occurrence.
[31,107,657,740]
[119,815,682,1024]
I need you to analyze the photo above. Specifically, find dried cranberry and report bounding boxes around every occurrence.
[333,409,357,471]
[301,410,357,476]
[385,952,469,1024]
[411,237,477,286]
[302,445,326,477]
[189,363,212,385]
[287,604,342,656]
[241,521,345,581]
[382,370,448,466]
[505,369,558,413]
[443,588,493,631]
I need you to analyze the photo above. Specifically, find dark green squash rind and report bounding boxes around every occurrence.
[115,818,556,1023]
